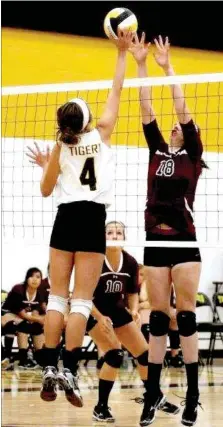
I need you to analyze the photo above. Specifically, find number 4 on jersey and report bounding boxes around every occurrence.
[80,157,97,191]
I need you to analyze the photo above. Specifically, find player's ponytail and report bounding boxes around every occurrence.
[56,101,92,146]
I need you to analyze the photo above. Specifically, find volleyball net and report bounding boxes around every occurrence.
[2,73,223,253]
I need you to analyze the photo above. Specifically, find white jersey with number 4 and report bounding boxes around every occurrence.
[55,128,114,207]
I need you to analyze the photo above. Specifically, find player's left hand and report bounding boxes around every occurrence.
[153,35,170,69]
[26,142,51,168]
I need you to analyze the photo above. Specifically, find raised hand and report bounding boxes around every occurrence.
[154,35,170,69]
[26,142,51,168]
[129,32,150,64]
[114,28,134,51]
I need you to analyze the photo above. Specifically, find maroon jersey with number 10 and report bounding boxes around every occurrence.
[143,119,203,235]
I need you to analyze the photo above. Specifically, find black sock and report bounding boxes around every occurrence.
[185,362,199,397]
[4,336,14,359]
[98,379,114,407]
[19,348,28,365]
[169,330,180,351]
[143,379,161,395]
[63,348,82,376]
[147,363,163,396]
[34,349,43,366]
[42,347,60,369]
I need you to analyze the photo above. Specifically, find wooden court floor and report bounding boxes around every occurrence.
[2,362,223,427]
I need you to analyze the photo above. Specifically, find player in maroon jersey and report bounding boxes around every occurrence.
[1,267,45,368]
[130,34,204,426]
[72,221,178,423]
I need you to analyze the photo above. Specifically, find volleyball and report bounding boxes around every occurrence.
[103,8,138,40]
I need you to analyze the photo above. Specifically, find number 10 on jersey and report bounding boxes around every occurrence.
[80,157,97,191]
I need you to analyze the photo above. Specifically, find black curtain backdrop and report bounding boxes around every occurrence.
[2,1,223,51]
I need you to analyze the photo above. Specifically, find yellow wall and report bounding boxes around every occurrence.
[2,28,223,151]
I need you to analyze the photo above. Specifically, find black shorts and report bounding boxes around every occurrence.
[86,307,133,333]
[17,321,44,336]
[144,231,201,268]
[50,201,106,254]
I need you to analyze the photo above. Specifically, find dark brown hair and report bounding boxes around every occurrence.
[196,126,209,170]
[24,267,42,288]
[56,102,91,145]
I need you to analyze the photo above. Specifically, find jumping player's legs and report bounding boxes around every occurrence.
[40,248,73,402]
[139,266,172,426]
[66,251,104,351]
[172,262,201,400]
[57,252,104,408]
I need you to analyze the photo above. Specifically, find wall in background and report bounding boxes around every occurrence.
[2,1,223,51]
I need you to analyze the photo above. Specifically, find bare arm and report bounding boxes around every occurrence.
[97,30,133,144]
[130,33,155,124]
[91,303,104,321]
[26,142,60,197]
[40,144,61,197]
[154,36,191,124]
[18,309,44,324]
[127,293,139,313]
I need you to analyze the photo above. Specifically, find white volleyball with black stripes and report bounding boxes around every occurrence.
[104,8,138,40]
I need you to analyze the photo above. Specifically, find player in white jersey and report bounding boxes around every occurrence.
[27,30,134,407]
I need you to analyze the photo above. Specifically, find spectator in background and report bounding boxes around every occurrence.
[1,267,45,369]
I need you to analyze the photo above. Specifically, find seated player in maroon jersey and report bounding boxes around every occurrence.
[1,267,45,369]
[130,34,205,426]
[78,221,179,423]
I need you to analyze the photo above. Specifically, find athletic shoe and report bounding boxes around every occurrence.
[40,366,57,402]
[159,399,180,415]
[2,358,14,371]
[181,394,202,426]
[131,393,180,415]
[93,403,115,422]
[57,368,83,407]
[140,392,165,426]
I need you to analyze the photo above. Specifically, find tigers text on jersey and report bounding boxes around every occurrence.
[143,119,203,235]
[55,128,114,207]
[93,250,139,315]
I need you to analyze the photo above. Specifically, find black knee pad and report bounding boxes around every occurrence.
[177,311,197,337]
[104,349,124,368]
[137,350,148,366]
[141,324,150,342]
[169,329,180,349]
[96,356,105,370]
[30,322,44,336]
[149,311,170,336]
[2,321,17,336]
[17,320,31,334]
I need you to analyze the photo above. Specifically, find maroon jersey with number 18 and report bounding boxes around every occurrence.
[143,119,203,235]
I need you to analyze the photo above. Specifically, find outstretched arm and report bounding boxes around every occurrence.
[130,33,167,153]
[97,30,133,144]
[129,33,155,124]
[154,35,191,124]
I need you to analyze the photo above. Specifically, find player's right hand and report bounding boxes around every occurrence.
[26,142,51,168]
[114,29,134,51]
[98,315,113,334]
[129,32,150,64]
